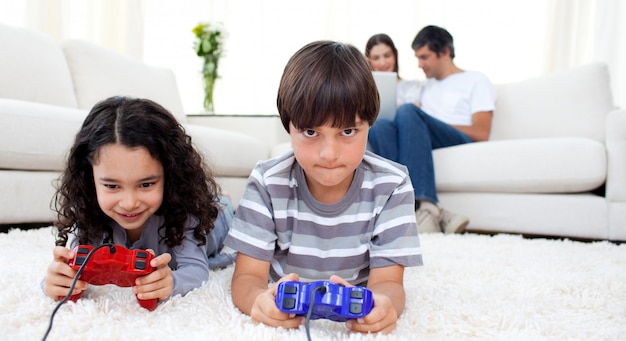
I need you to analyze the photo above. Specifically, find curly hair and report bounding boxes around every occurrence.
[53,96,220,248]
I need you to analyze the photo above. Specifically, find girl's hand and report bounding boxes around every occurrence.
[249,273,303,329]
[329,275,398,335]
[43,246,88,300]
[133,251,173,301]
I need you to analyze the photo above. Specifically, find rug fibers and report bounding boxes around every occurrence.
[0,227,624,341]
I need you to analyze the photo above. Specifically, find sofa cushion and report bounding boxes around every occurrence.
[0,99,87,171]
[433,137,606,193]
[184,124,269,177]
[62,39,186,123]
[0,23,77,108]
[491,63,615,143]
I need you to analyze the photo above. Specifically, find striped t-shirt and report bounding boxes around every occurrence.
[224,150,423,285]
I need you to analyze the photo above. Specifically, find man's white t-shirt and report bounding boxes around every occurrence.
[420,70,495,126]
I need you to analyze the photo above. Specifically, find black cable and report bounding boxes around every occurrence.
[304,285,327,341]
[42,243,115,341]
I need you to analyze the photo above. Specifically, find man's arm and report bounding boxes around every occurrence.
[452,110,493,142]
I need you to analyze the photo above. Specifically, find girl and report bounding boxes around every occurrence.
[43,96,233,303]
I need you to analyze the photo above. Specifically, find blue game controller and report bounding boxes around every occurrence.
[275,280,374,322]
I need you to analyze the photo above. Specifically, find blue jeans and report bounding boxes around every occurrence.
[368,103,472,204]
[206,194,236,269]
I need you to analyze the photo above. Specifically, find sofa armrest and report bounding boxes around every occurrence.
[0,98,87,171]
[606,109,626,201]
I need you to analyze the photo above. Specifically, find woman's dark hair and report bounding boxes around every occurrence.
[53,96,220,247]
[365,33,399,74]
[411,25,456,59]
[277,40,379,132]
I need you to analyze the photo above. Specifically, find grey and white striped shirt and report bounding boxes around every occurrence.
[225,151,423,285]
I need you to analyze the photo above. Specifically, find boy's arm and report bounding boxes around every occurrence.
[231,253,271,314]
[231,253,303,329]
[342,264,405,334]
[367,264,406,316]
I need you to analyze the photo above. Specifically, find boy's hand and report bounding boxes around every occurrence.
[133,251,173,301]
[329,275,398,334]
[346,292,397,334]
[250,273,303,329]
[44,246,88,301]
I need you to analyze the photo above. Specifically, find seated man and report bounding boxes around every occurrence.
[368,25,496,234]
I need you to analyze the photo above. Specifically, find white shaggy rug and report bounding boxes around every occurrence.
[1,227,625,341]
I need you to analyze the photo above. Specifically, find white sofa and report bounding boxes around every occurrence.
[2,24,625,242]
[270,62,625,241]
[0,23,268,225]
[435,63,626,241]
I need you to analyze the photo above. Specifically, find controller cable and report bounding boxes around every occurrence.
[42,243,116,341]
[304,285,327,341]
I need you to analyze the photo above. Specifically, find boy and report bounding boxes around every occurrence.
[224,40,423,334]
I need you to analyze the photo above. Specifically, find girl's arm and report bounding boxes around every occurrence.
[167,235,210,298]
[136,228,210,300]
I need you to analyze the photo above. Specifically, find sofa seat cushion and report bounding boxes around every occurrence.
[62,39,186,123]
[184,124,268,177]
[0,23,78,108]
[0,99,86,171]
[434,137,606,193]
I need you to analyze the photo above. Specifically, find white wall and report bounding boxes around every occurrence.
[0,0,623,114]
[141,0,553,115]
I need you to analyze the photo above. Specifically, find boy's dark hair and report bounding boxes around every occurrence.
[53,96,220,248]
[365,33,399,73]
[411,25,455,59]
[277,40,379,132]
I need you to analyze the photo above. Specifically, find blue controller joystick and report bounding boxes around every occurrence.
[275,280,374,322]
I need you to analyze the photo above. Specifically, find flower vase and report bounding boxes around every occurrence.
[203,55,218,113]
[203,76,215,113]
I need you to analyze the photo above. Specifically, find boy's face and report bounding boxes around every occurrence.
[289,115,369,204]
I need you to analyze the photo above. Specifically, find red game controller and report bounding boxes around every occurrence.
[65,244,158,310]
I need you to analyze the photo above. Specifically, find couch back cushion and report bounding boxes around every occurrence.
[0,98,87,171]
[62,39,186,122]
[491,63,615,143]
[0,23,78,108]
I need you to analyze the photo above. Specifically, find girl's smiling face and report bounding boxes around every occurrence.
[92,143,164,242]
